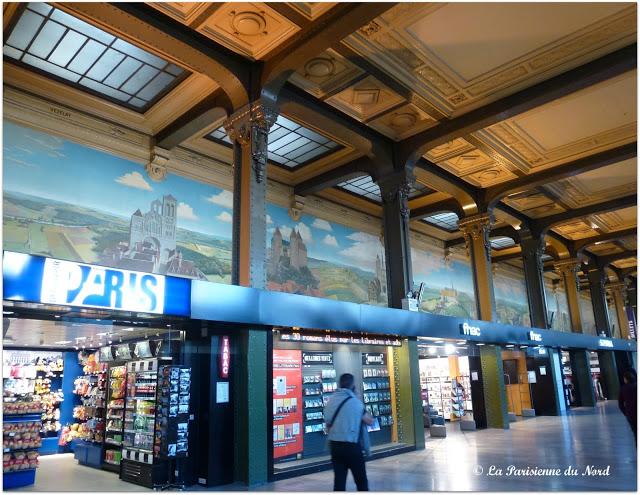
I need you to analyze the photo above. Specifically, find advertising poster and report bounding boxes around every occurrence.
[273,350,303,460]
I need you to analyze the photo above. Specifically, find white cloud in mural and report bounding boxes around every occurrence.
[323,234,338,247]
[411,247,447,280]
[115,171,153,191]
[296,223,313,244]
[216,211,233,223]
[206,190,233,209]
[340,231,383,272]
[266,214,273,225]
[177,202,198,221]
[6,157,37,169]
[312,218,332,232]
[24,133,64,153]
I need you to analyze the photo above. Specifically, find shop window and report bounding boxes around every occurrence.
[271,329,414,474]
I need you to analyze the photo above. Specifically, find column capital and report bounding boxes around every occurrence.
[378,170,416,220]
[553,258,582,274]
[458,213,493,259]
[223,100,278,145]
[606,281,627,293]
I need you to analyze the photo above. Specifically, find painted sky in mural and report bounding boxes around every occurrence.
[545,281,571,332]
[411,246,477,319]
[3,120,233,283]
[266,203,387,305]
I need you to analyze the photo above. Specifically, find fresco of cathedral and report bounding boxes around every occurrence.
[3,120,233,283]
[266,204,388,305]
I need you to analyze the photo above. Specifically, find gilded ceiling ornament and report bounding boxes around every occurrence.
[359,21,381,37]
[229,10,268,36]
[458,213,493,261]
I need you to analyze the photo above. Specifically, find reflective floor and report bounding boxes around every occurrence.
[13,401,637,492]
[257,401,636,492]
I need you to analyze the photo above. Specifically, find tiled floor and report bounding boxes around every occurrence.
[12,401,637,492]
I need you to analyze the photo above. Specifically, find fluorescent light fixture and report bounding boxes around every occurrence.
[505,344,515,348]
[444,344,456,355]
[55,340,72,344]
[75,336,87,341]
[3,311,14,315]
[122,327,134,332]
[476,343,485,346]
[54,315,61,318]
[434,340,444,344]
[96,332,108,336]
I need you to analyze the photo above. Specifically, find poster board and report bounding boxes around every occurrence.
[272,350,303,461]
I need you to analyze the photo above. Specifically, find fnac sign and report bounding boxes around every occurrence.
[219,336,231,378]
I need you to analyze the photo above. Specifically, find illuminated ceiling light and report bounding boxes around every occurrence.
[476,343,485,346]
[434,340,444,344]
[75,337,86,341]
[444,344,456,355]
[3,311,14,315]
[506,344,515,348]
[428,346,437,355]
[108,340,113,344]
[55,340,72,345]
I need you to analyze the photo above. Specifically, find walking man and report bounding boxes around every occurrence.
[325,373,374,491]
[619,368,637,444]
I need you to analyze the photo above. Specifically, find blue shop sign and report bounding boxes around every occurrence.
[3,251,190,316]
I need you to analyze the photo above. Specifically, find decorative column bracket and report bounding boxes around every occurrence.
[145,146,171,182]
[224,101,278,183]
[377,170,416,309]
[458,212,493,262]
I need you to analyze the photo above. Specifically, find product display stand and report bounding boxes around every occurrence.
[103,364,126,471]
[301,355,336,457]
[120,359,170,488]
[361,353,393,445]
[3,402,43,489]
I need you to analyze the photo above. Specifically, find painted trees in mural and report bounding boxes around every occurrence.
[3,121,233,283]
[411,247,477,318]
[266,204,387,305]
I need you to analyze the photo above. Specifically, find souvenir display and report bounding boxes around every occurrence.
[103,366,126,468]
[156,366,191,457]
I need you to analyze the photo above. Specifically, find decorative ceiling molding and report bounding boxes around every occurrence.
[552,220,599,240]
[343,3,636,117]
[288,48,365,99]
[591,207,637,233]
[147,2,213,26]
[368,102,437,141]
[194,2,301,60]
[285,2,337,20]
[325,75,406,121]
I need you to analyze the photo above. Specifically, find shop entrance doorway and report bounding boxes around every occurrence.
[501,349,533,416]
[589,352,607,401]
[561,351,577,408]
[417,339,481,430]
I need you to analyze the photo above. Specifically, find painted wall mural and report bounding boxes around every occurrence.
[411,245,477,319]
[493,263,531,327]
[544,278,571,332]
[607,300,620,338]
[579,292,597,335]
[266,203,387,305]
[3,120,233,283]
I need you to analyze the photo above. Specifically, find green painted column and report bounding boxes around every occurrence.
[233,329,268,486]
[597,350,620,401]
[569,350,596,407]
[393,338,424,449]
[479,345,509,429]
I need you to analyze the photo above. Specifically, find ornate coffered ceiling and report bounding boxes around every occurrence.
[150,2,301,60]
[501,191,567,219]
[285,2,337,20]
[343,3,636,118]
[325,75,405,121]
[543,159,637,209]
[553,220,599,241]
[591,206,637,233]
[474,71,637,174]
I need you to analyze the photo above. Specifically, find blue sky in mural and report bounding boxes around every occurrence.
[411,249,475,293]
[3,121,232,238]
[267,203,384,274]
[493,269,529,305]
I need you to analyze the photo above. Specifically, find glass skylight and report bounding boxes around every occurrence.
[490,236,517,250]
[4,3,187,111]
[207,115,341,168]
[337,176,382,203]
[422,212,459,232]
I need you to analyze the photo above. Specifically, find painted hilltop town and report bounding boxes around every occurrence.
[266,226,388,304]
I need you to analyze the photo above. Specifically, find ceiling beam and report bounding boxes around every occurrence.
[415,158,481,213]
[590,250,638,268]
[155,90,230,149]
[410,198,465,220]
[294,156,376,196]
[573,227,637,253]
[483,142,638,207]
[445,225,521,248]
[531,195,637,233]
[397,43,637,166]
[262,3,397,99]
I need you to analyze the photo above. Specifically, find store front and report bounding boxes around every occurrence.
[270,327,418,478]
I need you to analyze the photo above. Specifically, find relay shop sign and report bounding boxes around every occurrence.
[40,257,165,313]
[460,322,481,337]
[3,251,190,316]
